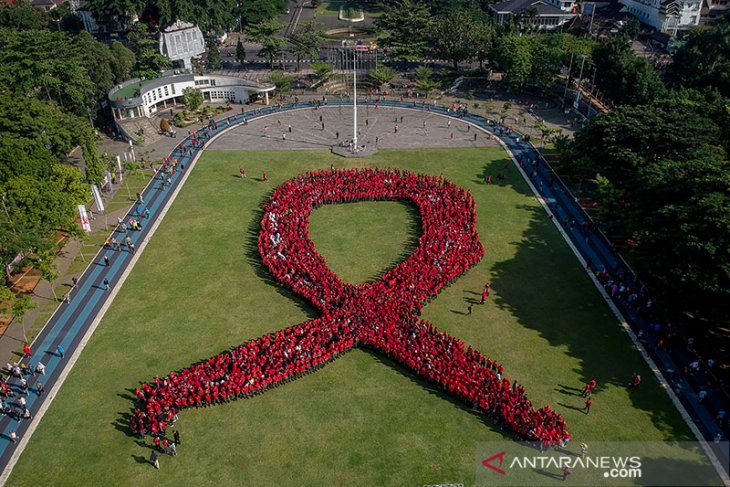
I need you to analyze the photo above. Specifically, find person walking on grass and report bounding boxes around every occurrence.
[583,398,593,415]
[467,304,473,315]
[150,450,160,469]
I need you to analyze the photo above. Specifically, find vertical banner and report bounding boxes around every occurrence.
[78,205,92,232]
[122,151,128,162]
[91,184,105,212]
[104,171,113,187]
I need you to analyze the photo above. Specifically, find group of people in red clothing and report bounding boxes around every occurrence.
[130,168,570,449]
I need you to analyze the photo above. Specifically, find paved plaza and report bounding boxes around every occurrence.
[208,105,501,152]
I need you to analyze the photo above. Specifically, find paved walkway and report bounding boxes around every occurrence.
[0,98,726,483]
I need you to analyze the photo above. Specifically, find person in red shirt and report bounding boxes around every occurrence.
[23,345,31,359]
[584,398,593,415]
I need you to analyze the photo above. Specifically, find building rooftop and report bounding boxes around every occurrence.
[491,0,567,15]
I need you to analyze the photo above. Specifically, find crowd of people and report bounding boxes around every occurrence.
[130,169,570,447]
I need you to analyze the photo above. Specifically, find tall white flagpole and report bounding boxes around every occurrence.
[353,48,358,148]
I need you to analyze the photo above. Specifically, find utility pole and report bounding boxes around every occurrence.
[573,54,586,110]
[563,52,574,104]
[585,67,597,117]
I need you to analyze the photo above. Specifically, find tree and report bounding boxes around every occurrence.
[0,0,51,30]
[472,19,494,70]
[592,35,665,106]
[268,70,293,93]
[311,60,334,81]
[110,41,136,82]
[376,0,433,69]
[206,39,221,70]
[670,19,730,97]
[433,9,481,70]
[37,253,60,301]
[0,29,97,117]
[413,66,440,96]
[127,22,171,78]
[258,36,286,68]
[495,35,532,90]
[160,118,171,133]
[370,66,396,88]
[237,0,287,27]
[75,31,117,104]
[244,18,282,43]
[517,6,539,34]
[82,136,105,185]
[236,37,246,64]
[12,294,36,342]
[560,93,730,325]
[183,87,204,110]
[1,175,76,242]
[50,165,89,205]
[84,0,143,27]
[290,21,324,71]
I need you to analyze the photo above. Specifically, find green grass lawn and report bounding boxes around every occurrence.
[7,147,714,486]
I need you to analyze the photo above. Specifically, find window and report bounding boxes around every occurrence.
[164,86,169,96]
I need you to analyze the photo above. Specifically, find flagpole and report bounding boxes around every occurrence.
[353,48,358,148]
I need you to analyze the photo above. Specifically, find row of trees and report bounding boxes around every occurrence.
[84,0,286,32]
[558,17,730,328]
[0,7,135,300]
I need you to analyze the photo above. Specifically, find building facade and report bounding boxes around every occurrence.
[490,0,578,30]
[108,72,275,121]
[159,20,206,71]
[619,0,701,33]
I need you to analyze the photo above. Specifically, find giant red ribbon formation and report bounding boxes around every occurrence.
[130,168,570,446]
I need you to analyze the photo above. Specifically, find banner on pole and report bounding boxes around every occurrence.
[117,156,123,182]
[78,205,92,232]
[91,184,105,212]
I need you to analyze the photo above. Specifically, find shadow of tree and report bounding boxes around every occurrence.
[490,202,690,439]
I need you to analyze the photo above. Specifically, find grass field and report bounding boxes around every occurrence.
[7,147,715,486]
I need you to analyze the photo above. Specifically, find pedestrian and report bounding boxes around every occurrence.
[35,362,45,376]
[580,441,588,459]
[480,289,488,304]
[240,168,246,179]
[71,276,78,288]
[104,278,110,292]
[129,243,136,254]
[366,119,369,127]
[288,124,292,133]
[170,442,177,456]
[450,132,454,140]
[23,345,31,359]
[467,304,473,315]
[583,398,592,415]
[144,208,150,219]
[582,378,596,397]
[474,133,478,141]
[9,431,17,443]
[447,120,451,128]
[173,429,181,445]
[36,380,44,395]
[57,345,64,358]
[562,465,572,481]
[263,171,268,181]
[150,450,160,469]
[336,131,339,139]
[104,255,110,266]
[467,124,471,132]
[321,122,325,130]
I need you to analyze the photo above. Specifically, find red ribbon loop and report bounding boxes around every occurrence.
[130,169,570,447]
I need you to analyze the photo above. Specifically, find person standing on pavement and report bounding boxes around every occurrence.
[104,278,110,292]
[57,345,64,358]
